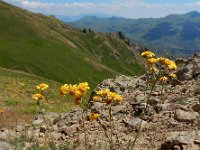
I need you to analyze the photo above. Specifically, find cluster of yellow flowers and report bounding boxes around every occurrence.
[88,89,123,121]
[32,83,49,104]
[93,89,123,105]
[141,51,177,82]
[157,57,177,70]
[31,82,123,122]
[141,51,177,70]
[60,82,90,105]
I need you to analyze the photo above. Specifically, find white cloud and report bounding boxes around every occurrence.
[187,2,200,7]
[3,0,26,2]
[2,0,200,18]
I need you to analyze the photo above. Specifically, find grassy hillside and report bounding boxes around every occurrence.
[70,11,200,57]
[0,67,75,128]
[0,1,144,89]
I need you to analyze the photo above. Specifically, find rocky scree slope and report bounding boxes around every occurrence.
[0,53,200,149]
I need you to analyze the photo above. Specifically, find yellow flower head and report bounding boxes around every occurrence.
[74,90,84,98]
[169,73,177,78]
[141,51,155,58]
[32,93,43,100]
[157,57,177,70]
[0,109,5,114]
[93,95,101,102]
[149,67,158,72]
[36,83,49,91]
[114,95,123,104]
[68,84,78,96]
[89,113,101,121]
[157,57,166,63]
[164,59,172,65]
[60,84,69,96]
[77,82,90,93]
[159,76,168,82]
[95,89,123,105]
[147,58,158,64]
[109,92,117,99]
[96,89,110,97]
[167,63,177,70]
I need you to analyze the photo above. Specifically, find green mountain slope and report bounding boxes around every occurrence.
[0,1,144,88]
[70,11,200,57]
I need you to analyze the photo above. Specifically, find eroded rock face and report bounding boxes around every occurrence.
[1,53,200,149]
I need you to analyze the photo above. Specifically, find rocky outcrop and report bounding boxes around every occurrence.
[176,52,200,80]
[161,131,200,150]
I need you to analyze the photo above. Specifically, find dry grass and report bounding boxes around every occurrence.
[0,67,74,128]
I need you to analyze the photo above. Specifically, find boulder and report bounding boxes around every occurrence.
[0,142,11,150]
[174,109,199,122]
[161,131,199,150]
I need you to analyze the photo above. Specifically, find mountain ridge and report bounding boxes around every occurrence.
[70,11,200,57]
[0,0,145,88]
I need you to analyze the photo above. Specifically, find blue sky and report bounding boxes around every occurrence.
[3,0,200,18]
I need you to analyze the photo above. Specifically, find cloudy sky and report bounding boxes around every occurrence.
[3,0,200,18]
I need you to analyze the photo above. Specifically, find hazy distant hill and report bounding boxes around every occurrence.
[70,11,200,57]
[0,1,144,88]
[56,13,113,22]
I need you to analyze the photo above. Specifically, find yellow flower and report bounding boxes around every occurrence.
[104,96,113,105]
[96,89,110,97]
[36,83,49,91]
[93,96,101,102]
[68,84,78,96]
[157,57,177,70]
[147,58,158,64]
[114,95,123,104]
[89,113,101,121]
[77,82,90,93]
[159,76,168,82]
[141,51,155,58]
[149,67,157,72]
[74,90,84,98]
[0,109,5,114]
[60,84,69,96]
[95,89,123,105]
[109,92,117,99]
[167,63,177,70]
[169,73,177,78]
[32,93,43,100]
[157,57,166,63]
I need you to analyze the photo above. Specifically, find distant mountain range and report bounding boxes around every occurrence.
[0,1,145,88]
[70,11,200,57]
[56,13,114,22]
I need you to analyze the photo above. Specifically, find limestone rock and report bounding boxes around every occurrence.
[128,117,147,128]
[174,109,199,122]
[161,131,198,150]
[0,142,11,150]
